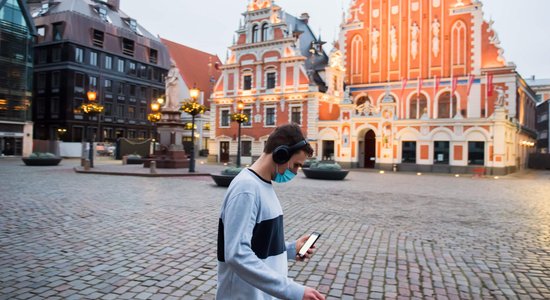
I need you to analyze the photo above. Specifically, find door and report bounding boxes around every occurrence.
[364,130,376,168]
[220,141,229,162]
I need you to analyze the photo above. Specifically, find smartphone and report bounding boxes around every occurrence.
[298,232,321,258]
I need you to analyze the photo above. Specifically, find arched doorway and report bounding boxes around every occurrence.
[364,130,376,168]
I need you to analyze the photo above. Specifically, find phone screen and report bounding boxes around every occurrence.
[298,232,321,258]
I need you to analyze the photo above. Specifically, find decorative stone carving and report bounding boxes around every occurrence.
[432,19,440,57]
[411,22,419,60]
[487,19,506,63]
[495,86,507,107]
[433,0,441,8]
[371,27,380,64]
[390,25,398,62]
[355,99,378,116]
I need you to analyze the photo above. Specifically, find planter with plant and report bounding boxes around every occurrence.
[302,161,349,180]
[22,152,62,166]
[211,166,244,187]
[126,153,145,165]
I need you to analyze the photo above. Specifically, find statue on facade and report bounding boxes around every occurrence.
[165,61,181,111]
[495,86,507,107]
[390,25,398,62]
[411,22,419,60]
[432,19,441,57]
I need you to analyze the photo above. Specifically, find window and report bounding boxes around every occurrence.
[75,47,83,63]
[50,97,59,115]
[51,71,60,89]
[243,108,252,127]
[52,22,63,41]
[265,107,275,126]
[434,141,450,164]
[118,83,125,94]
[128,106,135,119]
[468,142,485,166]
[37,99,45,118]
[242,141,252,156]
[104,103,113,116]
[409,94,428,119]
[140,86,147,99]
[139,108,146,120]
[139,65,147,78]
[73,98,84,114]
[243,75,252,90]
[89,76,97,89]
[149,49,158,64]
[105,56,113,69]
[38,49,47,63]
[36,26,46,37]
[90,51,98,66]
[351,35,363,77]
[129,85,136,97]
[117,58,125,72]
[117,104,125,118]
[266,72,276,89]
[252,25,259,43]
[437,92,456,119]
[92,30,104,48]
[128,62,136,75]
[291,106,301,124]
[402,141,416,163]
[75,73,84,88]
[221,109,230,127]
[104,79,112,92]
[261,23,269,41]
[122,38,134,56]
[37,73,46,91]
[52,47,61,62]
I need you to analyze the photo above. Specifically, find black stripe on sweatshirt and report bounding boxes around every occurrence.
[218,215,286,262]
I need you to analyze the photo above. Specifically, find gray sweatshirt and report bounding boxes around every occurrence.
[217,168,305,300]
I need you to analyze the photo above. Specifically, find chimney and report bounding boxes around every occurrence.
[299,13,310,24]
[531,75,536,81]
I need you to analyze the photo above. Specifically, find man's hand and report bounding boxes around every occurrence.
[295,234,317,261]
[303,287,325,300]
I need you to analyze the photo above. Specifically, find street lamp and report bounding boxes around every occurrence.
[148,99,162,150]
[81,89,104,168]
[181,85,205,173]
[232,100,247,168]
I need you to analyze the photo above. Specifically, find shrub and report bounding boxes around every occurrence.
[221,167,243,176]
[302,157,318,168]
[28,152,56,159]
[310,161,342,171]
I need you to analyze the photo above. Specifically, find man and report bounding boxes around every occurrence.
[217,124,325,300]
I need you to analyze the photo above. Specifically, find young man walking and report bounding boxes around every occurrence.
[217,124,325,300]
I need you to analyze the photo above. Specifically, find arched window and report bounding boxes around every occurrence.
[437,92,457,119]
[351,35,363,76]
[251,25,259,43]
[409,94,428,119]
[451,21,467,66]
[355,96,375,116]
[261,23,269,41]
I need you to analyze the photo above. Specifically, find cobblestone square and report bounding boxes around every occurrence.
[1,158,549,299]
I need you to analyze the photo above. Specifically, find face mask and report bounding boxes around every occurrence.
[274,163,296,183]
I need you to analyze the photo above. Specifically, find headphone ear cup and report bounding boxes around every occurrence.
[272,146,290,164]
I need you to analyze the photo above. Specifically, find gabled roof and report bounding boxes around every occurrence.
[161,38,222,103]
[27,0,158,41]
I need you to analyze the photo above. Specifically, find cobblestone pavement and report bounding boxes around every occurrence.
[1,157,549,299]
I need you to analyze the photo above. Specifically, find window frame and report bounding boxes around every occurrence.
[220,108,230,128]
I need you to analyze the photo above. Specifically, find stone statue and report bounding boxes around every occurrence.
[371,27,380,63]
[165,61,181,111]
[495,86,506,107]
[411,22,419,60]
[432,19,441,57]
[390,25,398,62]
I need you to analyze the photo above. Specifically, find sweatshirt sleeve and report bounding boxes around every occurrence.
[223,192,305,300]
[286,241,297,260]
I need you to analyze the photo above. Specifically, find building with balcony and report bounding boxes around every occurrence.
[0,0,35,156]
[28,0,170,143]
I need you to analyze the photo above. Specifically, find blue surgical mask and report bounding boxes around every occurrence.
[274,164,296,183]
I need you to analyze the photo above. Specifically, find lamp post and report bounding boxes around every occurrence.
[81,90,103,168]
[232,100,246,168]
[184,86,202,173]
[148,99,162,151]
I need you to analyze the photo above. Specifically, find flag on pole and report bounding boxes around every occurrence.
[451,76,458,95]
[417,77,423,97]
[434,75,440,95]
[486,73,494,97]
[466,74,475,96]
[400,77,408,98]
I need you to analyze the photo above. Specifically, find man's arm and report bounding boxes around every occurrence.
[223,192,305,300]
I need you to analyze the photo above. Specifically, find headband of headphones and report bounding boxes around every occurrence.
[272,140,309,164]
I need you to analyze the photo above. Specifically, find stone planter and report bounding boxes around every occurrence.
[210,174,237,187]
[22,157,62,166]
[302,168,349,180]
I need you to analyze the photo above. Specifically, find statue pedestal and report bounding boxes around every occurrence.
[144,147,190,169]
[157,110,186,148]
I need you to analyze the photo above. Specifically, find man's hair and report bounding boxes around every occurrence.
[264,123,314,157]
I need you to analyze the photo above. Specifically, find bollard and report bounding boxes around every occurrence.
[392,164,397,172]
[83,159,91,171]
[150,161,157,174]
[122,155,128,165]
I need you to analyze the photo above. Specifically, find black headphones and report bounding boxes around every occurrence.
[272,140,308,164]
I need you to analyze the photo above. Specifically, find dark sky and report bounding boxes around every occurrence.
[121,0,550,79]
